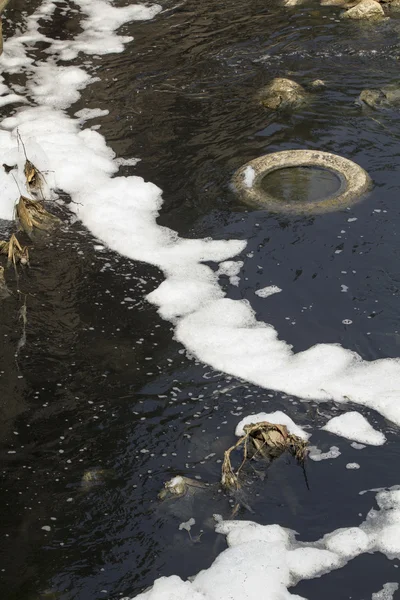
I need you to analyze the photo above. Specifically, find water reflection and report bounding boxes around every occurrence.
[260,166,342,203]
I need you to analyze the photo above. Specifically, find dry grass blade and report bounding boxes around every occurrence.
[17,130,46,196]
[24,159,45,195]
[221,420,308,491]
[0,233,29,267]
[16,196,60,238]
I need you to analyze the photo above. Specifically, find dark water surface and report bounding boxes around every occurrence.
[1,0,400,598]
[260,166,342,203]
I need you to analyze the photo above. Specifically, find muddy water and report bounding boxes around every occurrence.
[1,0,400,598]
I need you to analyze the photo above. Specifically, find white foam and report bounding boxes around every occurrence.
[372,583,399,600]
[235,411,309,440]
[48,0,162,61]
[217,260,244,287]
[308,446,341,461]
[351,442,366,450]
[322,412,386,446]
[28,63,93,109]
[255,285,282,298]
[175,299,400,427]
[75,108,109,122]
[179,518,195,532]
[114,157,141,168]
[346,462,360,469]
[134,488,400,599]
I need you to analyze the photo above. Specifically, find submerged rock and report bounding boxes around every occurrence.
[80,467,116,491]
[158,476,208,501]
[283,0,306,5]
[359,88,388,109]
[158,476,215,524]
[308,79,326,91]
[341,0,385,19]
[258,78,308,111]
[359,85,400,109]
[321,0,360,6]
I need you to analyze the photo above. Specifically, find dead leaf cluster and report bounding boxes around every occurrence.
[0,132,61,300]
[16,195,60,238]
[0,233,29,267]
[221,421,308,490]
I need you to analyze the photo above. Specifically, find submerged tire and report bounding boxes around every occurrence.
[232,150,371,214]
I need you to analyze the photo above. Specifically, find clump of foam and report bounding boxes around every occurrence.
[217,260,244,287]
[372,583,399,600]
[255,285,282,298]
[322,412,386,446]
[308,445,341,461]
[235,411,309,439]
[75,107,109,122]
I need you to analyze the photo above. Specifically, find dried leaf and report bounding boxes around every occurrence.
[16,196,60,239]
[24,159,45,193]
[222,420,308,491]
[17,130,46,196]
[0,233,29,267]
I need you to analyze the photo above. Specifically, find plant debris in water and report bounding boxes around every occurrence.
[17,130,46,197]
[0,233,29,267]
[16,196,60,239]
[221,421,308,491]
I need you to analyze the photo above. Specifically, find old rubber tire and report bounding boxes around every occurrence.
[232,150,371,214]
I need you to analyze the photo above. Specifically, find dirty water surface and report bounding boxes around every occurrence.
[1,0,400,599]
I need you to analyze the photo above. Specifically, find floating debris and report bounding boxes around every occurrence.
[16,196,60,239]
[0,266,11,300]
[221,421,308,491]
[0,233,29,267]
[3,163,16,174]
[17,131,46,197]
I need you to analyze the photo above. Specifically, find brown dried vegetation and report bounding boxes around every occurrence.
[221,421,308,491]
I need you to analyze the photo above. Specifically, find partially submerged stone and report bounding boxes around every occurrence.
[158,476,207,501]
[80,467,116,491]
[341,0,385,19]
[359,84,400,109]
[359,88,388,109]
[283,0,306,6]
[258,78,308,111]
[321,0,361,6]
[308,79,326,91]
[158,476,213,523]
